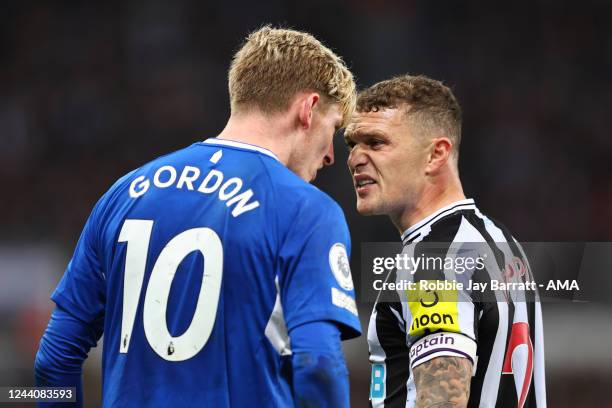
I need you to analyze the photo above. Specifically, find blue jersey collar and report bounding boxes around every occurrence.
[203,138,280,161]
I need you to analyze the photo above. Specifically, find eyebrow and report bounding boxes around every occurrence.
[344,128,386,142]
[343,131,354,145]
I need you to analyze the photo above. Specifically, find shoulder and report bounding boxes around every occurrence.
[271,167,345,219]
[484,215,518,242]
[422,212,466,243]
[92,145,196,214]
[461,207,521,245]
[425,208,519,244]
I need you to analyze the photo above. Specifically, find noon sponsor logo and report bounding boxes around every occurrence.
[410,312,455,332]
[407,280,460,336]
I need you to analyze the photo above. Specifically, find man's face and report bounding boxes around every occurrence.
[345,107,429,217]
[291,102,343,182]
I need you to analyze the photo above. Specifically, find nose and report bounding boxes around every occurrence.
[347,145,366,173]
[323,142,334,166]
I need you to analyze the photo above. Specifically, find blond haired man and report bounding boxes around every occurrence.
[345,75,545,407]
[35,26,361,407]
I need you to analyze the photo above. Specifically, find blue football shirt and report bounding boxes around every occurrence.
[51,138,361,407]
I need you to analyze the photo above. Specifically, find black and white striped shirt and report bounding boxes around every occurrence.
[368,199,546,407]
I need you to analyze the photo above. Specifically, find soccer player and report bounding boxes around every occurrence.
[35,26,361,407]
[344,75,546,407]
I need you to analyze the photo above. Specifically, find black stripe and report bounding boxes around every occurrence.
[467,299,499,407]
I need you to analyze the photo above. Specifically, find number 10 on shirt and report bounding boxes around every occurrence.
[117,219,223,362]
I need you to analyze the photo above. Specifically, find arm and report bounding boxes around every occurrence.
[413,356,472,408]
[35,306,102,408]
[36,194,107,407]
[277,197,360,406]
[290,321,350,408]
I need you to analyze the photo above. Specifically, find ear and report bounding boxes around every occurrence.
[425,137,453,174]
[297,93,320,130]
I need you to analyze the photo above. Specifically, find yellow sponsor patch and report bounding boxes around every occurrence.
[407,280,460,336]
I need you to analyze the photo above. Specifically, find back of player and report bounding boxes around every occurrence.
[37,25,361,408]
[50,139,360,407]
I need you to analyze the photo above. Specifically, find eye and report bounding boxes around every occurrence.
[368,139,384,149]
[344,137,356,151]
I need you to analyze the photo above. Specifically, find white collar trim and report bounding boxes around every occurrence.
[203,138,279,161]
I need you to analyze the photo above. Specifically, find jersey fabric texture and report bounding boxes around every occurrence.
[368,199,546,408]
[51,138,361,407]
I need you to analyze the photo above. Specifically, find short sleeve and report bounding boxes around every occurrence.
[51,197,107,324]
[402,241,478,370]
[278,198,361,340]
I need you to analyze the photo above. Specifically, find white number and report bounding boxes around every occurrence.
[118,220,153,354]
[118,219,223,361]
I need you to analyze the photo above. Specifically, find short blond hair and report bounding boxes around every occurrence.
[228,26,356,126]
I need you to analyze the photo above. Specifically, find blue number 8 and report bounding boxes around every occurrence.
[370,363,385,399]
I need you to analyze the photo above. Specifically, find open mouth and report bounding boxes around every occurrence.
[356,179,375,187]
[354,174,377,193]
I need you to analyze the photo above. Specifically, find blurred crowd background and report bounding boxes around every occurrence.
[1,0,611,407]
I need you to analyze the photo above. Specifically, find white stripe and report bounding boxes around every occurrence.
[405,367,416,408]
[534,300,547,407]
[472,211,512,406]
[389,307,406,332]
[368,309,387,364]
[203,138,279,161]
[481,301,509,406]
[513,236,547,406]
[264,278,291,356]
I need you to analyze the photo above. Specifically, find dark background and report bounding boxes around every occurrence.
[1,1,611,407]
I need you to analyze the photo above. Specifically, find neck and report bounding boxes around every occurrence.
[392,171,466,234]
[216,110,294,165]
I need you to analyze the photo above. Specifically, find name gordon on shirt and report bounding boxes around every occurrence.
[129,164,260,218]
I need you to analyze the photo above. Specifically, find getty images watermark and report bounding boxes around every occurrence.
[360,242,608,303]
